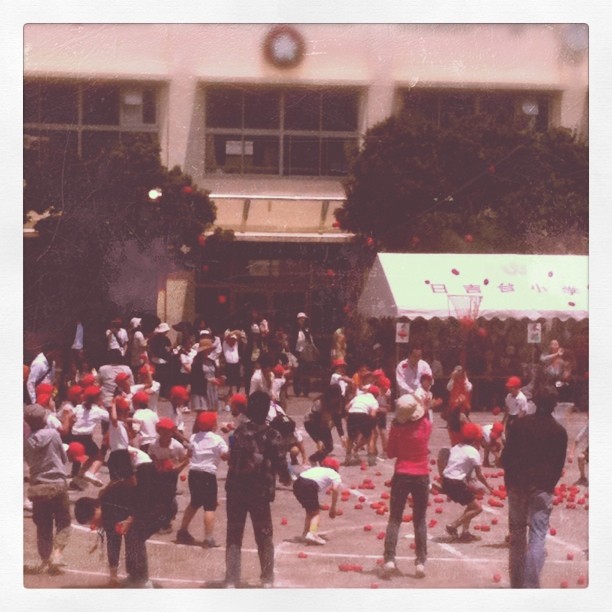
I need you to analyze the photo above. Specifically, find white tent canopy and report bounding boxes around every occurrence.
[357,253,588,321]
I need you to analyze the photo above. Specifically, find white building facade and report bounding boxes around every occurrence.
[24,23,588,330]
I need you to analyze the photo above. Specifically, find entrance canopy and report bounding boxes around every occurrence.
[357,253,588,321]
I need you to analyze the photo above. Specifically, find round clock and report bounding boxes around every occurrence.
[263,25,305,69]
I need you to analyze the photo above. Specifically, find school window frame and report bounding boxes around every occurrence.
[24,79,160,161]
[204,84,361,177]
[396,87,554,131]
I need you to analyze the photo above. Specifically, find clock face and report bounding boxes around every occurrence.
[263,25,305,69]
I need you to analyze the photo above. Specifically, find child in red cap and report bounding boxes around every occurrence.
[220,393,249,435]
[157,385,190,444]
[292,457,342,545]
[176,411,229,547]
[441,423,493,542]
[504,376,528,431]
[271,364,288,408]
[131,391,159,454]
[149,418,189,534]
[481,421,505,467]
[107,396,137,480]
[71,385,110,487]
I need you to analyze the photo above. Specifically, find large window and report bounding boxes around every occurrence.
[399,88,552,131]
[24,80,159,162]
[205,86,360,176]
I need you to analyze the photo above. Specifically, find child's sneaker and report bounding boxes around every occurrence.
[458,532,481,542]
[203,538,220,548]
[305,532,326,545]
[415,563,426,578]
[176,529,196,545]
[84,471,104,487]
[445,524,459,538]
[382,560,398,576]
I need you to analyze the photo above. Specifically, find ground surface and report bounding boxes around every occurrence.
[23,396,589,590]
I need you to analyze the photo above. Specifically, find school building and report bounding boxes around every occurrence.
[23,23,588,334]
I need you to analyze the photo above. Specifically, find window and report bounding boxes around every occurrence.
[400,88,552,131]
[24,79,160,160]
[205,85,360,176]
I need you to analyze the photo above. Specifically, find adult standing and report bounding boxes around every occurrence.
[23,404,71,574]
[149,322,173,398]
[128,317,148,379]
[27,342,60,405]
[382,394,432,578]
[395,346,433,398]
[189,339,220,412]
[224,391,292,588]
[105,317,129,359]
[291,312,318,397]
[500,390,568,588]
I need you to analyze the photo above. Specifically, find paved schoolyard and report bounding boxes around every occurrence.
[23,396,589,590]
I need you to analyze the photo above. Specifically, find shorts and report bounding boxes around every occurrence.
[347,412,375,440]
[188,470,218,511]
[293,476,320,513]
[375,410,387,429]
[224,363,241,387]
[69,434,99,458]
[442,477,474,506]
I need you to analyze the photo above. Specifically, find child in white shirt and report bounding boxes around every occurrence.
[176,412,228,548]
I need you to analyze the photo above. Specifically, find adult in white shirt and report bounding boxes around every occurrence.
[131,391,160,452]
[27,343,60,405]
[249,353,274,396]
[128,317,148,376]
[222,330,244,397]
[396,347,433,397]
[106,318,129,357]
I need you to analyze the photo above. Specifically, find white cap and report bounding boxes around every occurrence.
[130,317,142,329]
[155,322,170,333]
[297,312,308,319]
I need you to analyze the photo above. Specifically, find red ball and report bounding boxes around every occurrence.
[491,518,498,525]
[567,552,574,561]
[326,268,335,278]
[320,503,330,511]
[370,583,380,589]
[451,268,460,275]
[354,503,363,510]
[435,507,443,514]
[217,294,227,304]
[358,495,366,502]
[464,234,473,243]
[402,514,412,522]
[493,573,501,583]
[336,509,344,516]
[477,327,488,338]
[377,532,385,540]
[280,517,288,525]
[332,221,341,228]
[428,519,437,528]
[181,185,193,195]
[363,525,373,532]
[577,575,587,586]
[180,474,187,481]
[338,563,351,572]
[298,552,308,559]
[549,528,557,536]
[560,580,569,588]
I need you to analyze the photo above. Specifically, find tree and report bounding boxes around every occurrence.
[24,136,229,353]
[336,113,588,254]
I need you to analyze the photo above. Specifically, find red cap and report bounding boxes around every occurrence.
[67,441,88,463]
[377,376,391,391]
[115,372,130,383]
[196,411,217,432]
[321,457,341,472]
[139,364,155,377]
[83,385,102,400]
[229,393,247,407]
[505,376,522,389]
[169,386,189,402]
[272,365,285,376]
[115,396,130,411]
[156,417,176,431]
[368,385,380,397]
[132,390,149,406]
[80,374,96,387]
[36,382,55,396]
[67,385,83,403]
[332,359,347,368]
[37,393,52,407]
[461,422,483,443]
[491,422,504,439]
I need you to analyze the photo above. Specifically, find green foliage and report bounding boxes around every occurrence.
[24,136,219,334]
[337,113,588,254]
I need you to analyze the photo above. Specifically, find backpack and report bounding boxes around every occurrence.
[229,424,267,476]
[269,405,296,438]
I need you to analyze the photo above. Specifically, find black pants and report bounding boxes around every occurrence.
[32,491,71,562]
[225,491,274,585]
[123,518,160,584]
[304,420,333,463]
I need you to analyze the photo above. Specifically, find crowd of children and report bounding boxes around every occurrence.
[24,321,582,588]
